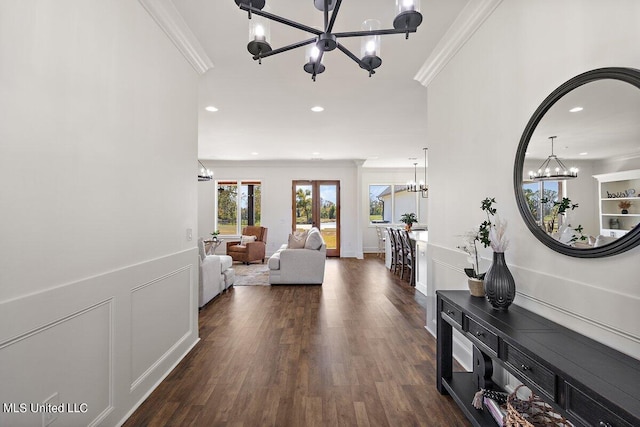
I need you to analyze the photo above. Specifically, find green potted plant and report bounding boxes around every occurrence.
[210,230,220,241]
[399,212,418,230]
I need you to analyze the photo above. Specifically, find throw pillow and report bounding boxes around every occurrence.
[240,235,257,245]
[288,230,307,249]
[197,238,206,261]
[304,229,324,250]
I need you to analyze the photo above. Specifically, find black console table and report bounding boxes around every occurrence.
[436,290,640,427]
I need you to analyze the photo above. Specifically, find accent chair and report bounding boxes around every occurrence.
[226,226,268,264]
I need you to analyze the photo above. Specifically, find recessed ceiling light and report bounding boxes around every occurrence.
[205,106,219,112]
[311,106,324,112]
[312,152,320,156]
[251,152,259,155]
[569,106,583,113]
[579,152,588,156]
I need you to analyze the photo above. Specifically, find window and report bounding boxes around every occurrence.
[369,184,424,225]
[369,185,391,223]
[216,180,261,235]
[523,180,563,231]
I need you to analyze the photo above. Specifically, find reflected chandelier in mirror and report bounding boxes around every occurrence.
[514,67,640,258]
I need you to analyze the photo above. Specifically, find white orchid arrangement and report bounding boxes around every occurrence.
[457,230,485,279]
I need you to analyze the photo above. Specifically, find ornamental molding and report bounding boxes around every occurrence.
[414,0,503,87]
[138,0,214,74]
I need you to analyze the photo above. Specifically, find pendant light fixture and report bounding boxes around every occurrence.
[529,136,579,181]
[234,0,423,81]
[198,160,213,181]
[407,147,428,198]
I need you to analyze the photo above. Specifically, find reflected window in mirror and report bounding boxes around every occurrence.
[523,181,564,232]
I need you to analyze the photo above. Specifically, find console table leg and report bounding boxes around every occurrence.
[436,296,452,394]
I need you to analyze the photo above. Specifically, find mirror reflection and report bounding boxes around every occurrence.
[522,78,640,249]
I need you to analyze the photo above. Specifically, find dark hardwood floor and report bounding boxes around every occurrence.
[123,256,470,427]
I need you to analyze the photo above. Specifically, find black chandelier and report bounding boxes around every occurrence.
[198,160,213,181]
[234,0,423,81]
[528,136,579,181]
[407,147,428,198]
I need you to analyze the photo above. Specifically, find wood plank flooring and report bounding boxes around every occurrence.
[123,256,470,427]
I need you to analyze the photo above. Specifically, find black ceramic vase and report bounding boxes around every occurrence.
[484,252,515,310]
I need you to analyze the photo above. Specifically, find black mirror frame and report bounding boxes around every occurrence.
[514,67,640,258]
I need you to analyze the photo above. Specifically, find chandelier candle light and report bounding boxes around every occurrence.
[529,136,579,181]
[234,0,423,81]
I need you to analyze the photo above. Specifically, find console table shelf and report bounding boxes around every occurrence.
[437,291,640,427]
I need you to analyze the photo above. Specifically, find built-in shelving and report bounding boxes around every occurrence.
[594,170,640,238]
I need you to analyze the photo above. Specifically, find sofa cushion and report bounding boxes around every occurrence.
[594,234,617,247]
[223,268,235,288]
[304,229,324,250]
[288,230,307,249]
[197,238,206,261]
[268,251,281,270]
[219,255,233,271]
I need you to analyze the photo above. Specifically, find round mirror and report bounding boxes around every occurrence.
[514,68,640,257]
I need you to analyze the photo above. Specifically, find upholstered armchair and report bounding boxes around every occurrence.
[226,226,268,264]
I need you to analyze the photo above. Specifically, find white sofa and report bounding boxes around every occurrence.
[198,238,235,308]
[268,227,326,285]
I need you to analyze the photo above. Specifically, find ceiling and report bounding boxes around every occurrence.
[173,0,469,167]
[528,78,640,162]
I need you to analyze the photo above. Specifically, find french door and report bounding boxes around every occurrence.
[292,180,340,257]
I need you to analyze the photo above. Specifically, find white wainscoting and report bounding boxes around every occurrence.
[426,243,640,374]
[0,249,199,427]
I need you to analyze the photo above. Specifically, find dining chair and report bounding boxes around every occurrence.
[400,229,415,286]
[375,226,386,258]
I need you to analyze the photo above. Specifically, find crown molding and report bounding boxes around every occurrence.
[414,0,503,87]
[138,0,213,74]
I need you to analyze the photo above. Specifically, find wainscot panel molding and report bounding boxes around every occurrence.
[413,0,503,87]
[426,244,640,361]
[138,0,213,74]
[0,249,199,427]
[130,266,193,390]
[0,300,114,427]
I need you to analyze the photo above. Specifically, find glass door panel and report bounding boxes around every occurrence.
[294,183,314,232]
[292,180,340,257]
[319,183,339,256]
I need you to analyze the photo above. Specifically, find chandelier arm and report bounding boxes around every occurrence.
[536,158,552,173]
[251,38,317,61]
[239,3,322,35]
[314,49,325,71]
[334,28,417,38]
[554,157,570,171]
[336,43,375,74]
[326,0,342,33]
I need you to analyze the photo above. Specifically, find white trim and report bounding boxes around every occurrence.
[414,0,503,87]
[138,0,214,74]
[517,291,640,345]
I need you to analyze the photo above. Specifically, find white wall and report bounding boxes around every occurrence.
[0,1,199,425]
[424,0,640,361]
[200,160,362,258]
